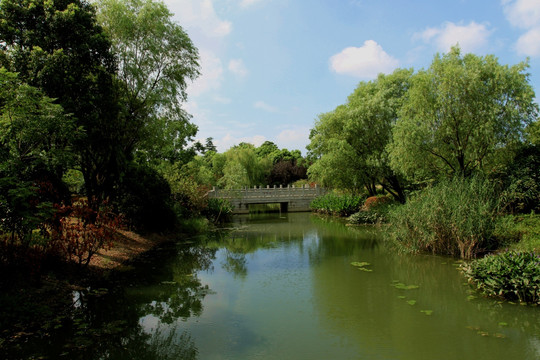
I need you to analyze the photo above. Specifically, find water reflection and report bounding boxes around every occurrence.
[19,213,540,360]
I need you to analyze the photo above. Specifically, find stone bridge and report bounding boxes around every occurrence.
[207,185,326,214]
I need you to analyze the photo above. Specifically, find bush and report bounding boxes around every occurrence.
[348,196,396,225]
[310,193,364,217]
[500,145,540,214]
[462,251,540,304]
[116,164,176,233]
[203,198,233,223]
[387,176,500,259]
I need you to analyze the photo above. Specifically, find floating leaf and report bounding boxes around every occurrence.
[493,333,506,339]
[351,262,370,267]
[358,267,373,272]
[467,295,477,301]
[498,322,508,327]
[392,283,420,290]
[407,300,417,305]
[420,310,433,316]
[477,331,489,337]
[397,296,406,299]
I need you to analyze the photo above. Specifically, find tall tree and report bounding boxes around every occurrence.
[95,0,200,164]
[0,0,121,203]
[389,47,538,181]
[308,69,412,201]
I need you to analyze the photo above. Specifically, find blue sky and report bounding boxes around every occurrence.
[163,0,540,153]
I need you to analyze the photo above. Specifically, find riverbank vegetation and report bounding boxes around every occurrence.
[307,47,540,303]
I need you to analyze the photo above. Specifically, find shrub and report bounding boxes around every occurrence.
[348,197,396,225]
[500,145,540,214]
[203,198,233,223]
[116,163,176,233]
[310,193,364,217]
[49,200,123,266]
[387,176,500,259]
[461,251,540,304]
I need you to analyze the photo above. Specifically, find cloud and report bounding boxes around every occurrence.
[188,49,224,97]
[254,101,279,113]
[215,133,266,151]
[168,0,232,38]
[240,0,264,8]
[415,21,492,53]
[502,0,540,29]
[516,27,540,56]
[503,0,540,57]
[329,40,399,79]
[276,127,310,151]
[228,59,249,78]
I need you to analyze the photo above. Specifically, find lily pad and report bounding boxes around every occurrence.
[420,310,433,316]
[357,267,373,272]
[351,262,370,267]
[407,300,417,306]
[392,283,420,290]
[498,322,508,327]
[397,296,406,299]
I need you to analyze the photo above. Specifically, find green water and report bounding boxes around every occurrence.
[23,213,540,359]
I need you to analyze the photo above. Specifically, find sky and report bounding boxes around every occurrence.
[162,0,540,153]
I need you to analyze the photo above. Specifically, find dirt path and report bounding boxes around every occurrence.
[90,230,172,270]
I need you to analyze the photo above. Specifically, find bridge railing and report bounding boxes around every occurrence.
[208,185,326,200]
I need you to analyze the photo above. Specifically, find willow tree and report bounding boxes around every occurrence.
[95,0,200,164]
[389,47,538,181]
[308,69,412,201]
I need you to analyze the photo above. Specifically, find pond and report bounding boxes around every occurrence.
[20,213,540,359]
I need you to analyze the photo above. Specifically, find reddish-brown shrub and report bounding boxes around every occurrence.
[49,199,123,266]
[363,196,392,210]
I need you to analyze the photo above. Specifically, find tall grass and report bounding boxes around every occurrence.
[388,176,500,259]
[310,193,364,217]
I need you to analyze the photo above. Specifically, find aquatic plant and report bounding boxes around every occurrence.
[310,193,364,217]
[462,251,540,304]
[387,176,500,259]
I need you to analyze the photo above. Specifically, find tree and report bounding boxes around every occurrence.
[219,144,271,189]
[0,0,121,204]
[389,47,538,181]
[95,0,200,164]
[308,69,412,201]
[0,69,76,246]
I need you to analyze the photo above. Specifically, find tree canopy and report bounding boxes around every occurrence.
[389,47,538,180]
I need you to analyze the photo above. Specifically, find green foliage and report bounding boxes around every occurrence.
[0,0,121,204]
[387,176,501,259]
[310,193,364,217]
[202,198,232,223]
[218,144,272,189]
[500,145,540,214]
[389,46,538,181]
[462,251,540,304]
[307,69,411,200]
[348,199,396,225]
[116,163,176,233]
[95,0,200,163]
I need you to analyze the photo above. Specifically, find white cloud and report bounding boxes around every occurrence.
[254,101,279,113]
[503,0,540,29]
[516,27,540,56]
[329,40,399,79]
[503,0,540,57]
[215,133,266,151]
[416,21,492,53]
[228,59,249,78]
[276,127,310,151]
[240,0,264,8]
[168,0,232,38]
[188,49,224,97]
